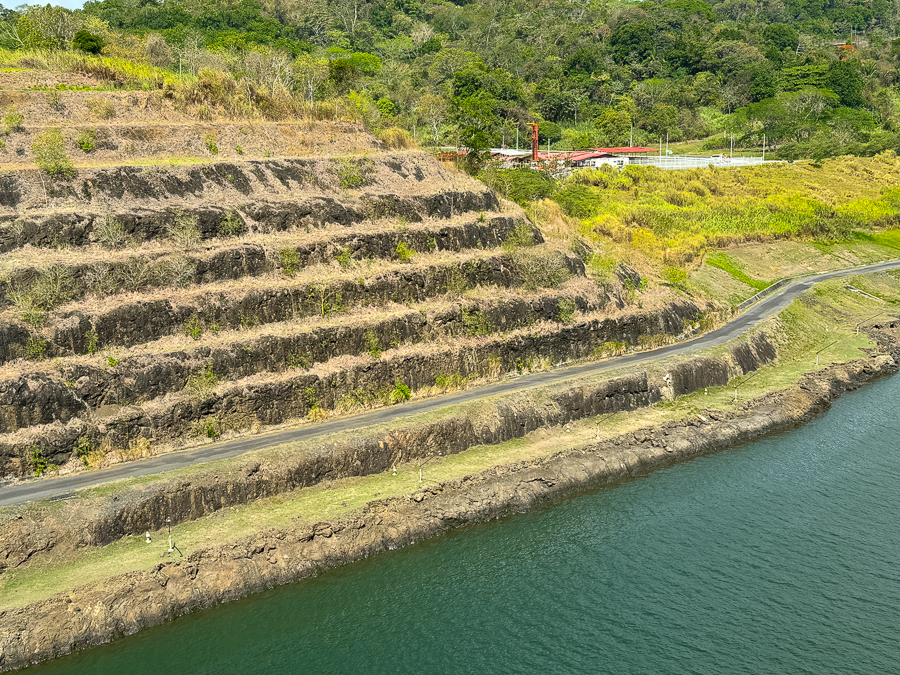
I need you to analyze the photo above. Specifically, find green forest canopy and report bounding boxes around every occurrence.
[1,0,899,158]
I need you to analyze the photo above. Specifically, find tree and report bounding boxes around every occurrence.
[418,93,448,146]
[293,53,329,104]
[72,29,103,54]
[825,61,864,108]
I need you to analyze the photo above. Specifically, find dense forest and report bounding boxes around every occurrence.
[0,0,899,159]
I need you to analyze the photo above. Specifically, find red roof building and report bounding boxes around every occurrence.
[593,146,656,154]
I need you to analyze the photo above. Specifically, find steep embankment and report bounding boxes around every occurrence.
[0,80,706,478]
[0,330,895,672]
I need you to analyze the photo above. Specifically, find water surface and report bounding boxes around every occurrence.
[33,374,900,674]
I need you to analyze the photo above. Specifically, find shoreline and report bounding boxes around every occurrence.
[0,345,896,671]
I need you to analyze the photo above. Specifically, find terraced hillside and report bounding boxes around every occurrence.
[0,75,708,478]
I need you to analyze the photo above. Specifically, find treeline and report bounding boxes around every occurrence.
[0,0,899,160]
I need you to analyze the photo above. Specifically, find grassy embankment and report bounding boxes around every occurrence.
[518,155,900,305]
[2,270,898,611]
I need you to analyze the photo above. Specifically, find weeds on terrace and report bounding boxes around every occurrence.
[10,265,77,318]
[76,128,96,152]
[279,248,300,276]
[501,221,537,253]
[556,298,577,323]
[219,212,244,236]
[336,156,375,189]
[85,97,115,119]
[3,107,23,133]
[462,308,494,336]
[25,337,48,360]
[309,285,344,317]
[85,329,99,354]
[190,416,221,439]
[28,446,47,476]
[92,212,130,248]
[434,372,476,389]
[395,241,414,263]
[204,134,218,155]
[365,330,382,358]
[32,128,75,178]
[586,254,617,283]
[166,213,202,248]
[287,350,312,369]
[512,248,571,290]
[185,366,218,400]
[336,248,352,269]
[74,436,95,467]
[338,380,411,412]
[184,314,204,339]
[662,266,688,288]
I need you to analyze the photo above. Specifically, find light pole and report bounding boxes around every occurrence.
[594,412,617,440]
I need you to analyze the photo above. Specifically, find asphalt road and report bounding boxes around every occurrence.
[2,258,898,508]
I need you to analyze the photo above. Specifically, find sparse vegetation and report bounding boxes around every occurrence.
[556,298,577,324]
[185,366,218,400]
[279,248,300,276]
[85,97,115,119]
[92,212,130,248]
[75,128,96,152]
[3,108,23,133]
[219,212,243,237]
[32,128,75,178]
[204,134,218,155]
[28,446,47,477]
[336,157,374,189]
[395,241,414,263]
[365,330,382,359]
[166,213,202,248]
[184,315,204,340]
[462,308,494,336]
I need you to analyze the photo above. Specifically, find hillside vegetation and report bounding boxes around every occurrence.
[0,0,896,163]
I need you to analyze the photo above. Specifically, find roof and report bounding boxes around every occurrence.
[570,151,616,162]
[594,146,656,154]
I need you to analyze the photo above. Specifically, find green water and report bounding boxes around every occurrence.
[32,374,900,674]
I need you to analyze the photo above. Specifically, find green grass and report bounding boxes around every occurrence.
[704,252,772,291]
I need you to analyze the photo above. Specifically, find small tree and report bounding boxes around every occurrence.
[72,29,103,54]
[32,128,75,178]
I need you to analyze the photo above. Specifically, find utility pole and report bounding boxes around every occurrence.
[665,131,669,156]
[630,126,634,147]
[516,127,519,151]
[730,134,734,157]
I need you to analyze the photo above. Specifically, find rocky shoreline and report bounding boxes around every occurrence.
[0,339,896,671]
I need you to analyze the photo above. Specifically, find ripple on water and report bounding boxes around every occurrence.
[30,374,900,675]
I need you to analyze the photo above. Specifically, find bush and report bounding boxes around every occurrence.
[204,134,218,154]
[73,30,104,54]
[479,167,556,207]
[219,212,243,236]
[184,315,204,339]
[3,108,23,133]
[92,212,130,248]
[396,241,414,262]
[86,98,116,119]
[663,266,688,287]
[501,221,537,252]
[365,330,382,358]
[462,308,494,336]
[185,366,218,399]
[379,127,414,149]
[166,213,202,247]
[29,446,48,476]
[32,128,75,178]
[390,380,411,403]
[336,157,375,189]
[511,248,571,290]
[556,298,577,323]
[279,248,300,276]
[76,128,96,152]
[25,337,48,360]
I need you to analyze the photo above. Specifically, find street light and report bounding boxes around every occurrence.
[856,311,886,335]
[734,370,761,402]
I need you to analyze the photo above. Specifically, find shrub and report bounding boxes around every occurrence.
[74,436,94,466]
[501,221,536,253]
[190,417,221,439]
[462,308,494,336]
[204,134,218,155]
[73,30,104,54]
[166,213,202,247]
[511,248,571,290]
[86,98,116,119]
[219,212,243,236]
[32,128,75,178]
[379,127,415,149]
[184,315,204,339]
[396,241,414,262]
[185,366,218,399]
[556,298,577,323]
[336,248,352,269]
[365,330,382,358]
[76,128,96,152]
[3,108,23,133]
[279,248,300,276]
[28,446,48,476]
[336,157,375,189]
[663,266,688,287]
[586,254,617,282]
[390,380,411,403]
[85,329,99,354]
[235,145,243,154]
[287,350,312,369]
[92,212,130,248]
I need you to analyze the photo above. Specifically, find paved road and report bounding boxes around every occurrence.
[3,259,899,508]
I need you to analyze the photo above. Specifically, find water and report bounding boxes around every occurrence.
[32,374,900,674]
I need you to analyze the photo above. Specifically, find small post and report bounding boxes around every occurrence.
[815,340,839,366]
[166,517,173,553]
[734,370,761,402]
[418,454,437,483]
[856,311,886,335]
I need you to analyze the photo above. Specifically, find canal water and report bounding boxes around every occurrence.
[32,373,900,674]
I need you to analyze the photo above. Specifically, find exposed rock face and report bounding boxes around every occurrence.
[0,345,894,672]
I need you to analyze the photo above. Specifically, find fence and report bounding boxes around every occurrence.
[626,155,773,171]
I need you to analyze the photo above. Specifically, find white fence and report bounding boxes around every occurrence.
[626,155,772,170]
